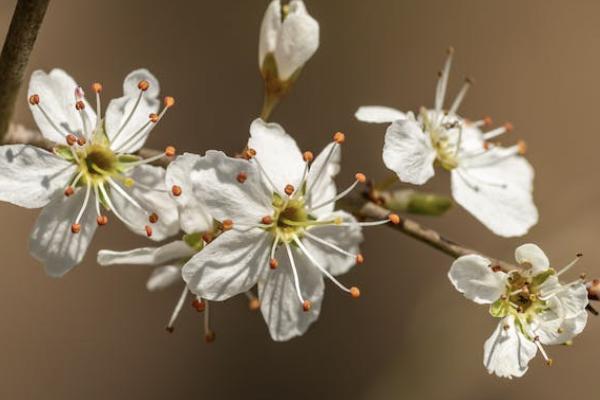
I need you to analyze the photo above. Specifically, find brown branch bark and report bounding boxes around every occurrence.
[0,0,50,139]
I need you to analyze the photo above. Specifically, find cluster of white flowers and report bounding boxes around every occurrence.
[0,0,593,380]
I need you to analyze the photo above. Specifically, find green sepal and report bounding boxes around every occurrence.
[489,298,509,318]
[54,145,76,162]
[91,119,110,146]
[183,233,205,252]
[531,269,555,287]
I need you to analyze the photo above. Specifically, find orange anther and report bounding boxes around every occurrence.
[75,100,85,110]
[243,148,257,160]
[303,151,314,162]
[388,213,401,224]
[64,186,74,197]
[517,140,527,155]
[284,184,294,196]
[356,254,364,264]
[261,216,273,225]
[248,298,261,311]
[204,331,216,343]
[163,96,175,108]
[302,300,312,312]
[71,223,81,234]
[483,116,493,127]
[504,122,514,132]
[28,94,40,105]
[269,258,279,269]
[145,225,153,237]
[149,113,159,123]
[91,83,103,93]
[138,80,150,91]
[333,131,345,144]
[171,185,182,196]
[96,215,108,226]
[222,219,233,231]
[148,213,159,224]
[164,146,176,157]
[355,172,366,183]
[350,287,361,298]
[192,298,206,312]
[66,134,77,146]
[236,172,247,183]
[77,136,87,146]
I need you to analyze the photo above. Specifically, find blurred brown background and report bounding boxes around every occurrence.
[1,0,599,398]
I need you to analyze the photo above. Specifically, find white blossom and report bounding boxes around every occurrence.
[167,119,397,341]
[449,243,589,378]
[356,49,538,237]
[0,69,178,276]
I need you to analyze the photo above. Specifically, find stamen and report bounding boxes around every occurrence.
[303,151,314,162]
[556,253,583,277]
[77,136,87,146]
[114,99,174,153]
[192,297,206,312]
[74,87,91,138]
[29,95,69,138]
[171,185,182,196]
[236,172,247,183]
[294,236,358,297]
[66,134,77,146]
[309,172,366,211]
[303,230,360,260]
[145,225,153,237]
[64,186,74,197]
[472,116,493,128]
[261,215,273,225]
[482,122,513,141]
[107,178,149,217]
[448,77,473,115]
[305,139,340,197]
[517,140,527,155]
[284,242,307,307]
[111,84,146,144]
[73,183,92,229]
[269,234,280,269]
[222,219,233,231]
[92,82,103,123]
[244,291,261,311]
[96,215,108,226]
[534,336,553,366]
[204,300,216,343]
[333,131,345,144]
[148,212,159,224]
[98,183,140,231]
[71,223,81,234]
[164,146,176,157]
[284,184,295,196]
[251,155,282,195]
[435,46,454,114]
[166,285,188,333]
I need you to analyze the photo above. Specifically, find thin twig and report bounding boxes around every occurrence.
[0,0,50,139]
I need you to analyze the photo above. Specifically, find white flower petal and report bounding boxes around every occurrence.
[355,106,406,123]
[514,243,549,273]
[448,254,507,304]
[451,157,538,237]
[165,153,213,233]
[554,281,589,319]
[302,211,363,276]
[258,244,325,341]
[258,0,282,68]
[274,0,319,80]
[186,150,272,224]
[146,265,182,291]
[105,69,161,153]
[29,189,97,277]
[97,240,194,267]
[182,228,271,301]
[0,144,75,208]
[533,296,588,345]
[28,69,96,142]
[305,142,340,218]
[110,165,179,241]
[483,316,537,379]
[382,119,436,185]
[248,118,305,193]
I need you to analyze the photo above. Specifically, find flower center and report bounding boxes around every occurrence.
[80,143,118,182]
[269,194,313,243]
[420,109,460,170]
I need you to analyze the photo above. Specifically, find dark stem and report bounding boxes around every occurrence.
[0,0,50,139]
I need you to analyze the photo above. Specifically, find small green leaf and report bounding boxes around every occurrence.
[183,233,205,251]
[489,299,509,318]
[54,145,75,162]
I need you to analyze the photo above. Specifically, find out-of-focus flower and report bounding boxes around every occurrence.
[258,0,319,119]
[0,69,178,276]
[356,48,537,237]
[167,119,397,341]
[448,243,588,379]
[259,0,319,82]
